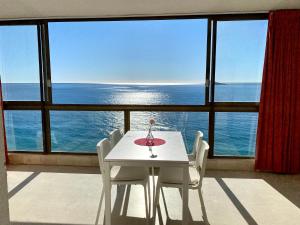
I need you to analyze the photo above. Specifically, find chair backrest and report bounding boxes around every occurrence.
[192,131,204,158]
[196,140,209,187]
[109,129,123,148]
[96,138,112,175]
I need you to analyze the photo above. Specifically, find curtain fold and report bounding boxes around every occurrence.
[255,10,300,173]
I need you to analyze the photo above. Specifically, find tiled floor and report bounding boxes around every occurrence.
[6,165,300,225]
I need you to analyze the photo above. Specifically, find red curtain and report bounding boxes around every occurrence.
[255,10,300,174]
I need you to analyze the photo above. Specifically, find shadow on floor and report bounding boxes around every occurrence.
[156,203,207,225]
[9,171,40,199]
[8,165,100,174]
[215,178,258,225]
[10,166,299,225]
[156,187,209,225]
[11,223,93,225]
[206,170,300,209]
[94,183,208,225]
[94,184,150,225]
[262,174,300,209]
[164,219,207,225]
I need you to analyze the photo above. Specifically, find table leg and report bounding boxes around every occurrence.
[182,166,189,225]
[104,162,111,225]
[152,166,155,218]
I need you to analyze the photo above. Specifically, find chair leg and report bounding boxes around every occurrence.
[155,183,161,206]
[151,167,155,214]
[95,188,104,225]
[198,186,202,197]
[144,184,150,223]
[147,179,151,217]
[152,180,161,225]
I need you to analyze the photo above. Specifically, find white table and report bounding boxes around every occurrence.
[104,131,189,225]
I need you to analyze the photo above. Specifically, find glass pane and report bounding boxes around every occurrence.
[49,20,207,105]
[215,20,268,102]
[0,26,40,101]
[214,112,258,156]
[50,111,124,152]
[130,112,208,153]
[4,111,43,152]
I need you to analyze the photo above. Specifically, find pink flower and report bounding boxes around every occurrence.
[149,118,155,125]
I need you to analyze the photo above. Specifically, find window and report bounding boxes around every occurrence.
[214,20,268,102]
[214,112,258,156]
[4,111,43,152]
[48,20,207,105]
[50,111,124,152]
[1,17,267,156]
[0,26,40,101]
[130,112,208,153]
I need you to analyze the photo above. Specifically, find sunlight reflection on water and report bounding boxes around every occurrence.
[111,91,168,105]
[4,84,258,156]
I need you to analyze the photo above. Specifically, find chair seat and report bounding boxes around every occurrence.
[110,166,148,181]
[159,166,200,187]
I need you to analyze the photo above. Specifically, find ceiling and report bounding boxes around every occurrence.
[0,0,299,20]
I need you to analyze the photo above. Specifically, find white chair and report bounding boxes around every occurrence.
[153,140,209,222]
[188,131,204,166]
[109,129,123,148]
[96,138,151,221]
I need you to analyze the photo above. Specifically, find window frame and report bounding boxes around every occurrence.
[0,13,268,158]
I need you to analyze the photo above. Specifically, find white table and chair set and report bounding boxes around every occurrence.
[96,128,209,225]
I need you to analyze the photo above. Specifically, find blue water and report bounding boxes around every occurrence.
[3,83,260,156]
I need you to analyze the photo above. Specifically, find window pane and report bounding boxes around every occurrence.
[49,20,207,105]
[130,112,208,153]
[214,112,258,156]
[4,111,43,152]
[0,26,40,101]
[215,20,268,102]
[50,111,124,152]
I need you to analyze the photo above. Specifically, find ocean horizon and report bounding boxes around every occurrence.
[2,81,261,86]
[3,83,260,156]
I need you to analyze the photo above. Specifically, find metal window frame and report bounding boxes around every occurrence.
[0,13,267,158]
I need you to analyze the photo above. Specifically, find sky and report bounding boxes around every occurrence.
[0,19,267,84]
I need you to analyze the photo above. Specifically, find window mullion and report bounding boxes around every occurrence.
[208,20,217,158]
[39,22,52,154]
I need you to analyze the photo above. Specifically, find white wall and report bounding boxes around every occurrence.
[0,91,10,225]
[0,0,300,20]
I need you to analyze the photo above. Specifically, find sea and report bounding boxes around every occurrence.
[3,83,260,156]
